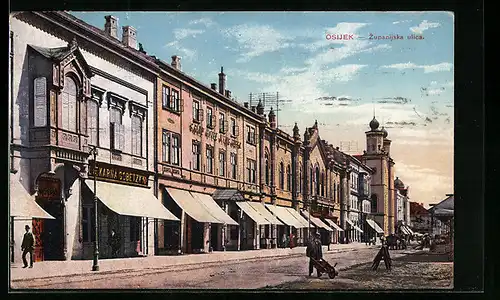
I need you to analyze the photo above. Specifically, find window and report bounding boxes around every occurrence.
[279,162,284,190]
[162,85,170,109]
[192,141,201,171]
[219,113,227,134]
[246,125,256,145]
[246,159,256,183]
[131,115,143,156]
[206,107,215,129]
[265,155,270,185]
[162,130,181,165]
[129,217,141,242]
[230,118,238,136]
[337,183,340,203]
[88,99,99,146]
[110,107,122,125]
[310,167,313,195]
[82,205,95,242]
[110,106,124,151]
[170,89,180,112]
[286,164,291,191]
[219,151,226,176]
[230,152,237,180]
[61,77,78,132]
[321,172,325,197]
[193,100,203,122]
[371,194,378,213]
[298,168,302,193]
[315,167,320,196]
[334,182,337,202]
[206,146,214,174]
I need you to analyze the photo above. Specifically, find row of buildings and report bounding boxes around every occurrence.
[9,11,412,263]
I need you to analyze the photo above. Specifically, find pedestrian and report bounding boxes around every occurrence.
[108,229,121,258]
[289,233,295,249]
[281,233,287,248]
[21,225,35,268]
[306,232,323,277]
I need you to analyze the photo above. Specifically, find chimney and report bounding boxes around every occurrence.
[218,66,226,95]
[104,15,118,39]
[210,83,217,91]
[122,26,137,49]
[244,102,249,108]
[171,55,181,71]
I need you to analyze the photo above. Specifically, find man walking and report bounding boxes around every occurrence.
[109,229,121,258]
[306,231,323,277]
[21,225,35,268]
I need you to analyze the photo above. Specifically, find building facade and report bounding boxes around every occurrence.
[409,202,431,233]
[9,12,179,264]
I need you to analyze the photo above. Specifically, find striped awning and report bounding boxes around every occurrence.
[300,210,333,231]
[323,219,344,232]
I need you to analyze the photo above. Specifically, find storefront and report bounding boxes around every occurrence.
[366,219,385,244]
[265,204,309,247]
[323,218,343,244]
[85,161,179,259]
[301,210,334,246]
[10,176,55,264]
[162,187,238,254]
[346,219,363,243]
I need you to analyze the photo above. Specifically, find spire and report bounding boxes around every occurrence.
[293,122,300,139]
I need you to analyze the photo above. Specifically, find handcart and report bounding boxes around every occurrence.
[310,257,339,279]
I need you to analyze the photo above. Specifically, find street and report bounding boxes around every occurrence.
[10,247,433,290]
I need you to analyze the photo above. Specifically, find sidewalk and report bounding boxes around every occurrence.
[11,242,375,281]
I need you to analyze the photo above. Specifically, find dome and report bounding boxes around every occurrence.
[381,126,388,138]
[394,177,405,189]
[369,116,380,130]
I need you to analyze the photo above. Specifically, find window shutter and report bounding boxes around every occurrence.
[119,124,125,151]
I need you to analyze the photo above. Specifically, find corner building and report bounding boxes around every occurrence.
[9,12,177,264]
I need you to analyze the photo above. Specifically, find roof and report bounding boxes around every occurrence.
[429,195,454,213]
[212,189,245,201]
[410,202,429,216]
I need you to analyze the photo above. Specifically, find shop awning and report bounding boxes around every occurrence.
[212,189,245,201]
[165,188,221,223]
[10,179,55,219]
[346,219,363,233]
[300,210,333,231]
[236,201,270,225]
[265,204,303,228]
[323,219,344,232]
[192,192,238,225]
[246,202,284,225]
[85,181,178,221]
[366,219,384,234]
[400,226,410,235]
[286,208,310,228]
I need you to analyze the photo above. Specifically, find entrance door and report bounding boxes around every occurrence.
[210,223,218,251]
[32,218,44,262]
[35,177,64,261]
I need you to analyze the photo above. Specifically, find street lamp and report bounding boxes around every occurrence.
[88,145,99,272]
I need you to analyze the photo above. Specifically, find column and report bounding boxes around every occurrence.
[237,208,242,251]
[203,223,211,253]
[179,211,185,254]
[255,222,260,249]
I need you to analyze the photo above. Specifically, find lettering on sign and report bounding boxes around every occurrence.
[189,123,204,137]
[34,77,47,127]
[218,135,241,149]
[89,160,149,187]
[37,177,61,200]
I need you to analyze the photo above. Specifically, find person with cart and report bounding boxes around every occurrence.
[306,231,323,277]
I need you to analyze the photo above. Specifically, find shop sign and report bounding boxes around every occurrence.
[37,177,61,200]
[189,123,204,137]
[89,160,149,187]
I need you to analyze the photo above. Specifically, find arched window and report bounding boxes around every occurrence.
[298,167,302,193]
[286,164,291,191]
[333,182,336,202]
[62,77,78,132]
[321,172,325,197]
[315,166,320,196]
[279,162,284,190]
[310,167,313,195]
[265,154,270,185]
[371,194,378,213]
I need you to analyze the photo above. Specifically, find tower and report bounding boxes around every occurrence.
[362,115,395,234]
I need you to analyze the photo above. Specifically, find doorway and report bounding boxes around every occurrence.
[35,177,64,261]
[210,223,218,251]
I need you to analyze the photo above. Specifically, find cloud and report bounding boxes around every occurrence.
[320,64,368,82]
[164,40,197,60]
[381,62,453,73]
[393,20,411,25]
[173,28,204,40]
[188,17,215,27]
[427,88,442,96]
[410,20,441,34]
[223,24,293,62]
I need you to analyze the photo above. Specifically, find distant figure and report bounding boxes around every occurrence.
[306,232,323,277]
[108,229,121,258]
[289,233,295,249]
[21,225,35,268]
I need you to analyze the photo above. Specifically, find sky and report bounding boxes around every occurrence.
[71,11,454,208]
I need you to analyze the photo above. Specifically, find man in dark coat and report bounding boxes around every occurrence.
[21,225,35,268]
[306,231,323,277]
[108,229,121,258]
